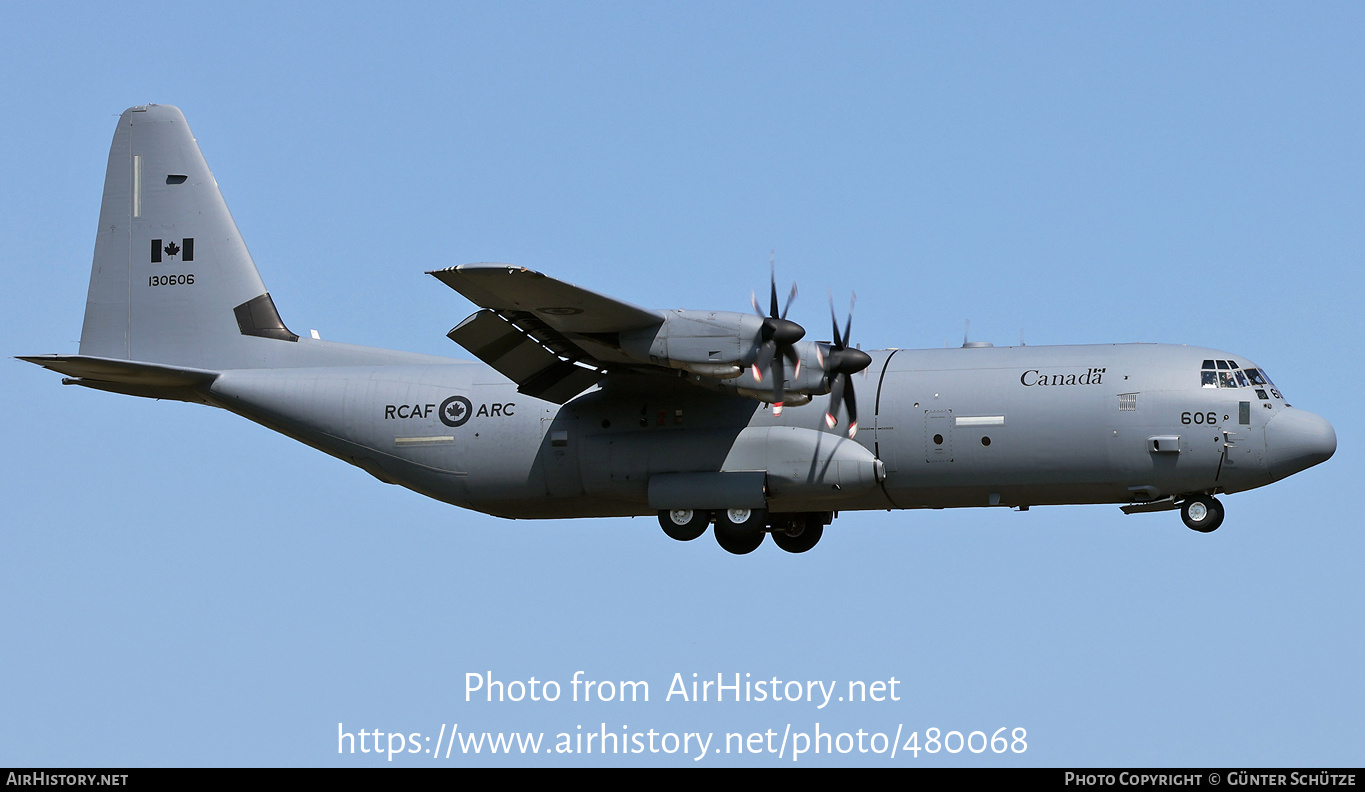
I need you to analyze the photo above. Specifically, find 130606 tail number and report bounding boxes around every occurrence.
[149,274,195,286]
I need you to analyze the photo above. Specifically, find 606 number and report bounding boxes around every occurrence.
[1182,411,1218,425]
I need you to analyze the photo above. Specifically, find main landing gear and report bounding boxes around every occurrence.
[656,509,831,554]
[658,509,709,541]
[769,513,824,554]
[1180,495,1224,533]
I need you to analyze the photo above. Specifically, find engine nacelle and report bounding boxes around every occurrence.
[723,342,829,401]
[618,310,832,404]
[619,310,756,367]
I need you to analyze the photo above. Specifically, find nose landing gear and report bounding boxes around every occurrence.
[1181,495,1225,533]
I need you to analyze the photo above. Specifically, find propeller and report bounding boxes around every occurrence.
[822,294,872,437]
[748,262,805,416]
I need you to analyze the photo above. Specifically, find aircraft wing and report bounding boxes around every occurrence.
[430,264,663,333]
[429,264,665,403]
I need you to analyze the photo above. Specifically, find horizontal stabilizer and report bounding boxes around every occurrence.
[18,355,219,387]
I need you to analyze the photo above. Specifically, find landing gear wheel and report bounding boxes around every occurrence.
[714,508,766,555]
[658,509,709,541]
[772,516,823,554]
[1181,495,1224,533]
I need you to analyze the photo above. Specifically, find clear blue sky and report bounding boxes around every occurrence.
[2,2,1361,767]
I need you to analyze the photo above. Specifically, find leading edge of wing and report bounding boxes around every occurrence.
[428,264,664,334]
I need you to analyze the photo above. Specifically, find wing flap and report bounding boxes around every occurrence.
[518,360,605,404]
[447,310,603,404]
[450,310,563,382]
[434,264,665,403]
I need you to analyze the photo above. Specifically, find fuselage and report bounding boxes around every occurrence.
[204,340,1335,520]
[26,105,1337,552]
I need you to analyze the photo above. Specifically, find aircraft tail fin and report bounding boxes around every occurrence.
[79,105,297,370]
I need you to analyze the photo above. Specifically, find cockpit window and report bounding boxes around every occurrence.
[1200,359,1271,390]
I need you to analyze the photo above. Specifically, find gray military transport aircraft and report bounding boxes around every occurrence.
[22,105,1337,554]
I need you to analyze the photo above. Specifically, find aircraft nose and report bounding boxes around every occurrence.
[1264,407,1336,482]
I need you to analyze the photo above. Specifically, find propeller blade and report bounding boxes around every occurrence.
[820,293,868,435]
[844,378,859,438]
[826,374,845,428]
[772,352,786,415]
[749,266,808,414]
[754,342,776,375]
[842,296,855,349]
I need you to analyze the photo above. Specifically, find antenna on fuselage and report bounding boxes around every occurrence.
[960,318,994,348]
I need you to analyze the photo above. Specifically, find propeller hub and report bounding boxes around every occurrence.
[766,317,805,346]
[845,348,872,373]
[829,347,872,375]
